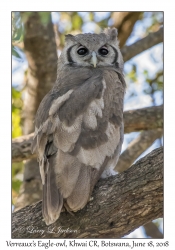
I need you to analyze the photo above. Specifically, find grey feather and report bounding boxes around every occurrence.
[66,165,92,211]
[31,28,126,225]
[42,155,63,225]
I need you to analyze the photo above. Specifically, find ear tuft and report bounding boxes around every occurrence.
[104,27,118,41]
[65,34,76,42]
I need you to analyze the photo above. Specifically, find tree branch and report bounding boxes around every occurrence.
[115,129,163,172]
[143,221,163,238]
[124,105,163,133]
[121,27,163,62]
[12,147,163,238]
[112,12,142,48]
[12,105,163,162]
[12,133,35,162]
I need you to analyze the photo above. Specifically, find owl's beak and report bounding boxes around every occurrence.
[90,51,97,68]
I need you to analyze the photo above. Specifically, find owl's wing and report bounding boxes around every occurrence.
[32,68,125,225]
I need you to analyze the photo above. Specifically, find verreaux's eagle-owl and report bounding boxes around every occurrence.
[31,28,126,225]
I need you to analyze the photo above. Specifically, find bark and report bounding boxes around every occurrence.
[21,11,57,134]
[124,105,163,133]
[115,129,163,172]
[143,221,163,238]
[112,12,142,47]
[14,12,58,211]
[121,27,163,62]
[12,179,42,212]
[12,105,163,163]
[12,133,35,162]
[12,147,163,239]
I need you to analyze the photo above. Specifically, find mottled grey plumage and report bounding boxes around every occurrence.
[31,28,126,225]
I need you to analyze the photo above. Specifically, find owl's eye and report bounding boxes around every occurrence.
[77,47,88,56]
[98,47,109,56]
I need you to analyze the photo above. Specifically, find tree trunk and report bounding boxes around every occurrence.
[12,147,163,239]
[14,12,58,211]
[22,11,57,134]
[115,129,163,172]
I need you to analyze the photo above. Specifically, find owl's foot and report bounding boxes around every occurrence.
[63,201,75,216]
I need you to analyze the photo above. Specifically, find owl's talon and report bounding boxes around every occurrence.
[64,202,75,216]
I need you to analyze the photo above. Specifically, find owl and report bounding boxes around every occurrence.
[31,28,126,225]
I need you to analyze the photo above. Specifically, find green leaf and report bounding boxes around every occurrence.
[88,12,94,21]
[72,14,83,30]
[12,47,22,59]
[12,179,22,193]
[38,12,50,26]
[12,162,24,178]
[12,12,24,42]
[97,19,108,28]
[12,87,23,138]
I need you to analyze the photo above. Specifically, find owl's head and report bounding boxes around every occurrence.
[59,28,123,70]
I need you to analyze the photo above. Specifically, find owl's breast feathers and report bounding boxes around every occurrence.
[31,67,125,224]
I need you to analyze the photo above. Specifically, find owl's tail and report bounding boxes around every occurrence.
[42,155,63,225]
